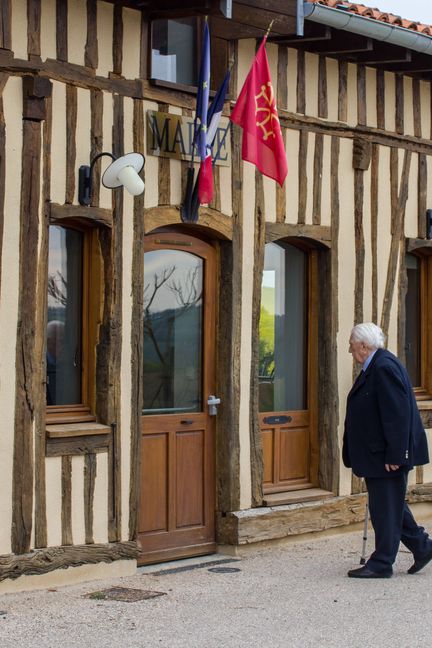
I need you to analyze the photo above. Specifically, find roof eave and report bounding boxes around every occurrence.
[303,2,432,56]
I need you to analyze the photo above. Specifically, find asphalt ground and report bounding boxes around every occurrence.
[1,529,432,648]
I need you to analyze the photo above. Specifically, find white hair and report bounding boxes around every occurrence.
[350,323,386,349]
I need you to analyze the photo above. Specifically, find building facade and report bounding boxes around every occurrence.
[0,0,431,591]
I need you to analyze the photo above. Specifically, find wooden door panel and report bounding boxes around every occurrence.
[279,427,309,481]
[139,434,169,534]
[262,429,275,485]
[259,411,311,492]
[176,430,205,528]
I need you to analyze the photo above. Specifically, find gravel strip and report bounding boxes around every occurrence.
[0,531,431,648]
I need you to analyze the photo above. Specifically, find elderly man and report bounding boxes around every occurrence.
[343,322,432,578]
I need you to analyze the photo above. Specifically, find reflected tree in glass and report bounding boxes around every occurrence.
[143,250,203,414]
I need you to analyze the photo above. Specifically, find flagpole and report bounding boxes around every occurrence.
[265,19,276,38]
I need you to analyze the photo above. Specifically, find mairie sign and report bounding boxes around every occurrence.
[146,110,231,166]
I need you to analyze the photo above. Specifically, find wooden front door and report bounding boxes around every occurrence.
[259,241,318,493]
[138,232,217,564]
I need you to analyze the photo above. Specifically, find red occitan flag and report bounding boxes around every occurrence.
[230,37,287,186]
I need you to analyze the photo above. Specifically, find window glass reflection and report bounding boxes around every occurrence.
[405,253,421,387]
[46,226,83,406]
[259,242,308,412]
[143,250,203,414]
[151,18,197,85]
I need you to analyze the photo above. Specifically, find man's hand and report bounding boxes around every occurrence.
[385,464,400,472]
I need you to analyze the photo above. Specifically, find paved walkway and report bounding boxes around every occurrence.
[1,529,432,648]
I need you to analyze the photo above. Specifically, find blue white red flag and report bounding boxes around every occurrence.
[198,69,230,204]
[195,21,211,203]
[206,70,230,154]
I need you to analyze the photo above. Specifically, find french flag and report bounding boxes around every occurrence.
[198,70,230,204]
[195,21,211,204]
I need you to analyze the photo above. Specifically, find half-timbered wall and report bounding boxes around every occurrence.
[0,0,432,584]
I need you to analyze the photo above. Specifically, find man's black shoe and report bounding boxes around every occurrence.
[348,566,392,579]
[408,547,432,574]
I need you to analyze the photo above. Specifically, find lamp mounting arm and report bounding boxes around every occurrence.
[78,152,116,206]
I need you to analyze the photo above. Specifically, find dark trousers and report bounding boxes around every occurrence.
[365,472,432,573]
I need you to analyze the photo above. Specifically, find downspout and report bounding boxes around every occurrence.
[303,2,432,56]
[297,0,305,36]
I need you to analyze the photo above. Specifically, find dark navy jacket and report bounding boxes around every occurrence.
[343,348,429,478]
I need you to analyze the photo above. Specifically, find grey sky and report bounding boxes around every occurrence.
[351,1,432,24]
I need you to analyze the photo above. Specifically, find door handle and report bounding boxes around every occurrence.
[207,395,221,416]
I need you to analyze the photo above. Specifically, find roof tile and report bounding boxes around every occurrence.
[305,1,431,34]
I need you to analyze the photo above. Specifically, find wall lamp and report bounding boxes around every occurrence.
[78,152,145,206]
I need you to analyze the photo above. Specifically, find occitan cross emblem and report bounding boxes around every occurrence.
[255,82,280,140]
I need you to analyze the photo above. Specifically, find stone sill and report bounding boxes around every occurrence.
[217,486,432,546]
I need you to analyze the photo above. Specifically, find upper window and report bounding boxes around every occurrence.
[46,224,98,422]
[150,17,228,91]
[151,18,198,86]
[405,251,432,398]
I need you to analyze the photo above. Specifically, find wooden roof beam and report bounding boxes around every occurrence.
[210,14,296,40]
[271,26,332,45]
[351,48,412,66]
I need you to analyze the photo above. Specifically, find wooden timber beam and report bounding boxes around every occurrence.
[352,47,412,66]
[277,109,432,155]
[0,542,139,582]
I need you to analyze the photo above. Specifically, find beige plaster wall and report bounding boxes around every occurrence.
[74,88,92,204]
[346,63,357,127]
[169,105,183,207]
[320,135,332,227]
[286,48,298,114]
[285,129,299,224]
[420,80,431,140]
[45,458,63,547]
[50,81,67,204]
[326,58,339,123]
[305,53,319,119]
[143,100,159,209]
[100,90,114,209]
[122,8,141,80]
[403,77,415,137]
[0,77,23,555]
[93,454,109,543]
[97,0,114,78]
[10,0,27,60]
[71,455,86,545]
[40,0,57,62]
[384,72,396,133]
[68,0,87,67]
[404,154,419,239]
[365,67,377,129]
[335,139,356,497]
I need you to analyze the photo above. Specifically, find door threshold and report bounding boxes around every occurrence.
[137,554,240,576]
[263,488,334,506]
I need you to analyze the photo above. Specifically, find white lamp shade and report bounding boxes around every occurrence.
[116,165,145,196]
[102,152,145,195]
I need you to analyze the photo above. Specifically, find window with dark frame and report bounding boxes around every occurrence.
[150,17,228,92]
[46,223,98,423]
[405,251,432,399]
[259,242,309,413]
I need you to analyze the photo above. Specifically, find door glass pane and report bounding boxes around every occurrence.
[46,226,83,406]
[405,253,421,386]
[143,249,203,414]
[151,18,197,85]
[259,242,308,412]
